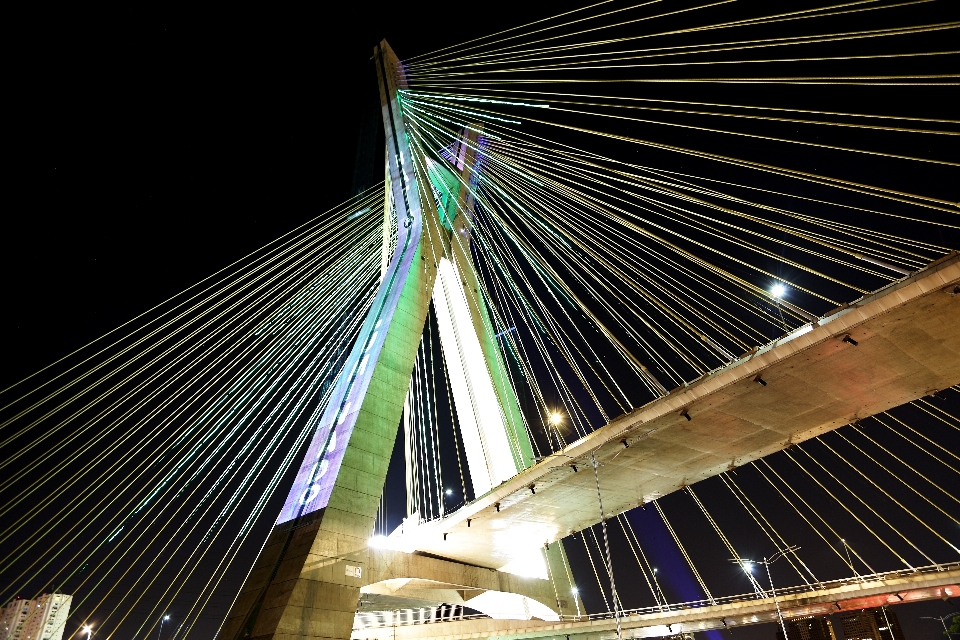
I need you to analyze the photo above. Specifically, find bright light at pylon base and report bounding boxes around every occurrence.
[368,535,389,548]
[499,554,548,580]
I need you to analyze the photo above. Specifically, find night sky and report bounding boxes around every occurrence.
[5,4,959,640]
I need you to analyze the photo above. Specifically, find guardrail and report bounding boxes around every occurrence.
[353,561,960,630]
[577,561,960,623]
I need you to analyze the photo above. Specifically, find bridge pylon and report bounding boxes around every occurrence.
[216,41,577,640]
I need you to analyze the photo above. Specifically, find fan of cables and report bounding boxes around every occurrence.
[394,0,958,444]
[0,185,386,640]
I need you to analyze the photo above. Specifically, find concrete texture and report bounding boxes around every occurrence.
[361,548,560,609]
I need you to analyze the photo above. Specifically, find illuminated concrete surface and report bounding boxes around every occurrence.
[217,40,446,640]
[351,565,960,640]
[217,35,959,638]
[360,548,562,615]
[383,254,960,572]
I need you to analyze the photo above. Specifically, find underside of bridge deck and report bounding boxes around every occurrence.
[357,548,564,619]
[380,254,960,573]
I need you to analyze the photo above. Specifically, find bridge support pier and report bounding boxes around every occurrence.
[220,513,363,640]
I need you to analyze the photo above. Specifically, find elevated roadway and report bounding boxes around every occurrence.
[352,564,960,640]
[381,254,960,573]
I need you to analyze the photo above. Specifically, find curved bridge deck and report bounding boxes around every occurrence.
[381,254,960,572]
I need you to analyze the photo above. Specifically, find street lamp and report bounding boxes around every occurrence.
[840,538,862,583]
[922,614,956,638]
[569,587,583,620]
[733,546,800,640]
[157,615,170,640]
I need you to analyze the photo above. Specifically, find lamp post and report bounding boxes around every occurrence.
[840,538,862,583]
[733,546,800,640]
[548,411,564,450]
[157,615,170,640]
[921,614,955,638]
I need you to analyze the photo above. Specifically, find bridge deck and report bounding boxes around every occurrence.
[382,254,960,572]
[352,565,960,640]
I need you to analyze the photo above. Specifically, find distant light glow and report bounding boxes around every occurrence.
[571,587,579,595]
[549,412,563,426]
[742,561,754,573]
[771,283,787,299]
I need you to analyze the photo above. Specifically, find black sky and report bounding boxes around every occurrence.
[5,4,959,640]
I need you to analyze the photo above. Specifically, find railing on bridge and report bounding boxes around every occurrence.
[353,562,960,630]
[356,604,466,630]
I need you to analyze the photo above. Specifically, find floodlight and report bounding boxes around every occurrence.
[771,283,786,298]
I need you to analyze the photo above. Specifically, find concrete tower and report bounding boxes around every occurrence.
[216,41,577,640]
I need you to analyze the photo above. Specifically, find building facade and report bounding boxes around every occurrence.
[838,607,905,640]
[775,616,838,640]
[0,594,73,640]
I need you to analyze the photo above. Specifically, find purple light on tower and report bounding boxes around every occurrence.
[276,111,424,524]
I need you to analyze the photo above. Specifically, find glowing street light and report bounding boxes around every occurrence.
[548,412,563,426]
[445,488,453,496]
[732,546,799,640]
[157,615,170,640]
[771,283,786,299]
[82,626,92,640]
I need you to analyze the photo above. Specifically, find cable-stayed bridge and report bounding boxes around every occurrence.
[2,3,959,640]
[346,247,960,639]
